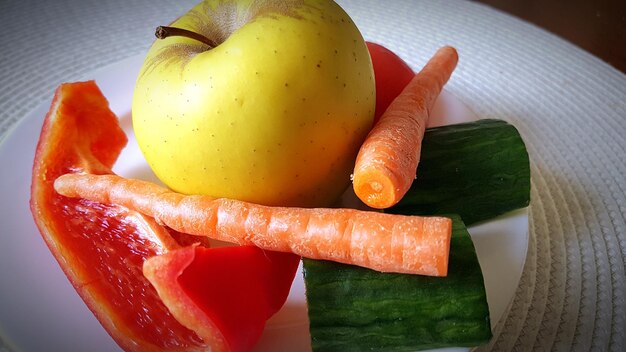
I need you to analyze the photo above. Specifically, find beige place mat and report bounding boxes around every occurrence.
[1,0,624,351]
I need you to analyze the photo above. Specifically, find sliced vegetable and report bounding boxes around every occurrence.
[54,173,452,276]
[303,118,531,350]
[303,214,492,351]
[353,46,459,209]
[144,245,299,352]
[390,119,531,225]
[30,81,299,351]
[30,81,204,351]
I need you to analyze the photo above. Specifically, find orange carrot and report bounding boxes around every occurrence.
[54,173,452,276]
[353,46,459,209]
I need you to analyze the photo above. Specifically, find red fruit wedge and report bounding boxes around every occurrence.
[144,245,299,352]
[366,42,415,124]
[30,80,205,351]
[30,81,299,351]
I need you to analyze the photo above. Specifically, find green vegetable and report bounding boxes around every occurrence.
[303,215,491,351]
[303,119,531,350]
[390,119,530,225]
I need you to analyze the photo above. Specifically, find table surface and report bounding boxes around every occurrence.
[474,0,626,74]
[1,1,624,351]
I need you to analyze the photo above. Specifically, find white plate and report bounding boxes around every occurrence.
[0,55,528,352]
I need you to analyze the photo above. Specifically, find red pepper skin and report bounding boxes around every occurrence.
[366,42,415,124]
[30,81,205,351]
[144,245,300,352]
[30,80,300,352]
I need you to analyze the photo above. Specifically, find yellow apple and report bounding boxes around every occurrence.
[132,0,375,207]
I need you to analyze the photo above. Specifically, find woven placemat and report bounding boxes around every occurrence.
[1,0,624,351]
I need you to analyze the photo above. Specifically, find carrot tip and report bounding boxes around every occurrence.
[352,45,459,210]
[353,169,398,209]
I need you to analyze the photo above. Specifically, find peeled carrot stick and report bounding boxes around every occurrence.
[54,173,452,276]
[353,46,459,209]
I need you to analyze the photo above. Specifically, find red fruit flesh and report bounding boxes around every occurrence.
[30,80,300,351]
[144,245,300,352]
[30,81,205,351]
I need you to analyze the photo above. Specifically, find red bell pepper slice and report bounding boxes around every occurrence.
[144,244,299,352]
[30,80,300,351]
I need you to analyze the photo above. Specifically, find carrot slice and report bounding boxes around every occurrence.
[54,173,452,276]
[353,46,459,209]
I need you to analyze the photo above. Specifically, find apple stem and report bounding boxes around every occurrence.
[155,26,218,49]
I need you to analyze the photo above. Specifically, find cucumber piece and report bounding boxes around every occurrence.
[390,119,530,225]
[304,215,491,351]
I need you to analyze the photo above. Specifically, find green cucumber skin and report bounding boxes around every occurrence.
[390,119,530,226]
[304,215,492,351]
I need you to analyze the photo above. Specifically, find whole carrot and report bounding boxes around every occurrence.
[54,173,452,276]
[353,46,459,209]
